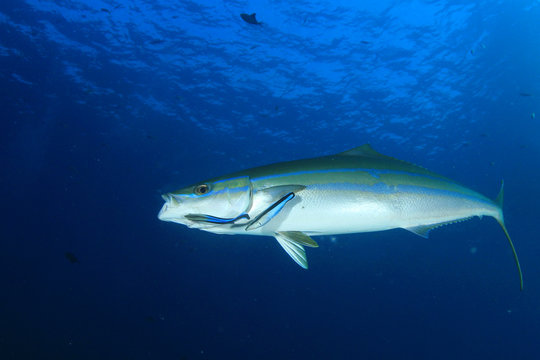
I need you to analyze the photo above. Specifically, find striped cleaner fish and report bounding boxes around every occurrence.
[158,145,523,290]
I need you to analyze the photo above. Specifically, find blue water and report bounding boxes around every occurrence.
[1,0,540,359]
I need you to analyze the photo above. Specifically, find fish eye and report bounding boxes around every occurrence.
[194,184,210,195]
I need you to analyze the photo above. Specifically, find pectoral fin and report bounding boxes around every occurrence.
[245,186,305,230]
[274,231,318,269]
[245,185,305,230]
[246,193,294,230]
[257,184,306,197]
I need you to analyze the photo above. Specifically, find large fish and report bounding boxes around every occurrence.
[158,145,523,290]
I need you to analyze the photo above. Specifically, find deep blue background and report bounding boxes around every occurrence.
[1,0,539,359]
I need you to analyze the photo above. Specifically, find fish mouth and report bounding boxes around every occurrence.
[161,193,180,205]
[157,193,181,222]
[157,195,208,228]
[157,203,192,226]
[157,202,170,221]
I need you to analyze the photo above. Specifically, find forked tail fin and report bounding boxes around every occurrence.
[495,181,523,291]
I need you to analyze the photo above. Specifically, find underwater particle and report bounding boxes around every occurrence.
[65,252,80,263]
[240,13,262,25]
[65,336,73,346]
[330,236,337,243]
[531,112,535,119]
[469,247,477,254]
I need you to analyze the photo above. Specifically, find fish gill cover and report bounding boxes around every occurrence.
[0,0,539,359]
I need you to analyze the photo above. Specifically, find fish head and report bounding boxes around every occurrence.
[158,175,252,230]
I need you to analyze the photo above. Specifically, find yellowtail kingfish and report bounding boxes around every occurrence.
[158,145,523,290]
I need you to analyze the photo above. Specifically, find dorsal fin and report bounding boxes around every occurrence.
[336,144,387,158]
[336,144,445,179]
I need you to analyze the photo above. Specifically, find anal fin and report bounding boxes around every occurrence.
[403,224,438,238]
[404,217,474,238]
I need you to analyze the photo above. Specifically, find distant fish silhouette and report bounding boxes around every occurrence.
[240,13,262,25]
[519,92,532,97]
[65,252,80,264]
